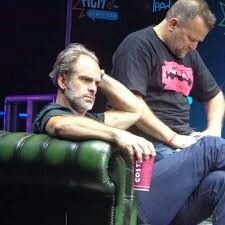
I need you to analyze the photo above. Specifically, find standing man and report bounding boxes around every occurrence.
[111,0,225,224]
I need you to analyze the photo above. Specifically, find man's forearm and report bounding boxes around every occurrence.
[135,98,176,143]
[46,115,119,142]
[135,95,197,149]
[99,75,177,142]
[45,115,156,161]
[205,91,225,136]
[98,73,143,114]
[104,110,140,129]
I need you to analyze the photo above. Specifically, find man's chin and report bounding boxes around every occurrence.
[83,102,94,112]
[176,53,186,59]
[176,50,188,58]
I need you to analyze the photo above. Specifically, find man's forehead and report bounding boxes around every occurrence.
[190,18,208,38]
[185,16,208,29]
[77,54,97,64]
[71,57,101,80]
[72,55,98,70]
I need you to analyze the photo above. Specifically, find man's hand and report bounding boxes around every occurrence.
[170,134,197,149]
[200,129,222,138]
[204,91,224,137]
[191,129,221,140]
[114,130,156,163]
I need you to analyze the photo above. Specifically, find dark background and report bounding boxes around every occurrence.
[0,0,225,133]
[0,0,66,105]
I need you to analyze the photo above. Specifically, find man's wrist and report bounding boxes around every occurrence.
[166,133,177,145]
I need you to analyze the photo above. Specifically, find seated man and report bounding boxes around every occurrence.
[111,0,225,224]
[33,43,225,225]
[32,43,155,162]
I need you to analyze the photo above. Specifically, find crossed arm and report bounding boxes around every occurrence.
[45,74,155,162]
[134,94,197,149]
[134,90,225,149]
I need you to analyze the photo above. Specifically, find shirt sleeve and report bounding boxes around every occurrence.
[190,51,221,102]
[32,104,73,134]
[32,104,105,134]
[112,36,151,96]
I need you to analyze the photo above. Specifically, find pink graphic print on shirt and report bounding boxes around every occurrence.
[162,61,193,96]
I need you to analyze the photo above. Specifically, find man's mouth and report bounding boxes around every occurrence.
[84,95,95,102]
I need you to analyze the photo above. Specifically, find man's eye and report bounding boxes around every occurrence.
[190,37,197,42]
[82,77,91,82]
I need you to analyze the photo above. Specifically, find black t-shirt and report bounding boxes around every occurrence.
[32,103,104,134]
[112,26,220,136]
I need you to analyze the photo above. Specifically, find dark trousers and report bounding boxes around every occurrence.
[137,136,225,225]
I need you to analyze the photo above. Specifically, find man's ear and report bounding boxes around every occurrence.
[168,17,179,32]
[57,73,67,90]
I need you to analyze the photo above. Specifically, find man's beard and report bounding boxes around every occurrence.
[170,33,187,59]
[176,51,187,59]
[64,85,94,114]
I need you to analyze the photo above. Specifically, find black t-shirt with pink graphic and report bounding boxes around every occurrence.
[111,26,220,136]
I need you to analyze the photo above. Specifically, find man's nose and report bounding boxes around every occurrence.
[88,82,97,94]
[190,42,198,50]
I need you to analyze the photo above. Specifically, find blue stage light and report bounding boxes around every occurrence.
[18,113,27,118]
[0,111,27,118]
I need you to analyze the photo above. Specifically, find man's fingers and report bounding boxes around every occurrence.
[148,142,156,156]
[136,139,156,161]
[125,145,143,163]
[117,131,155,163]
[141,139,156,154]
[133,144,143,163]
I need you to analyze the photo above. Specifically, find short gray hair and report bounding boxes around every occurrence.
[49,43,99,86]
[166,0,216,30]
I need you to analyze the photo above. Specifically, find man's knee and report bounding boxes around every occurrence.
[199,171,225,204]
[193,136,225,161]
[198,136,225,149]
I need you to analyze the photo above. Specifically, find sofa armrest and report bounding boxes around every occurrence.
[0,131,125,193]
[0,130,137,225]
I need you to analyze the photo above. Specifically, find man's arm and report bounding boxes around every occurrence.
[134,94,197,149]
[202,91,225,137]
[43,73,157,161]
[45,115,155,162]
[98,73,144,129]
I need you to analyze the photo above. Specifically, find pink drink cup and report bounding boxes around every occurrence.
[133,156,155,191]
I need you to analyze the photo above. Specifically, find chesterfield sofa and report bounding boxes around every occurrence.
[0,130,137,225]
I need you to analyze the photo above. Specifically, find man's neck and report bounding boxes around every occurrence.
[153,20,168,44]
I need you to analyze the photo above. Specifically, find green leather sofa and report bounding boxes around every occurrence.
[0,130,137,225]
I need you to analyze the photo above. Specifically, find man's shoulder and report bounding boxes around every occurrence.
[115,26,156,56]
[181,50,203,70]
[41,102,73,113]
[129,26,154,37]
[32,103,75,133]
[125,26,155,44]
[186,50,201,62]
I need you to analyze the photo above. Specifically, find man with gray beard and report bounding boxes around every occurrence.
[32,43,156,162]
